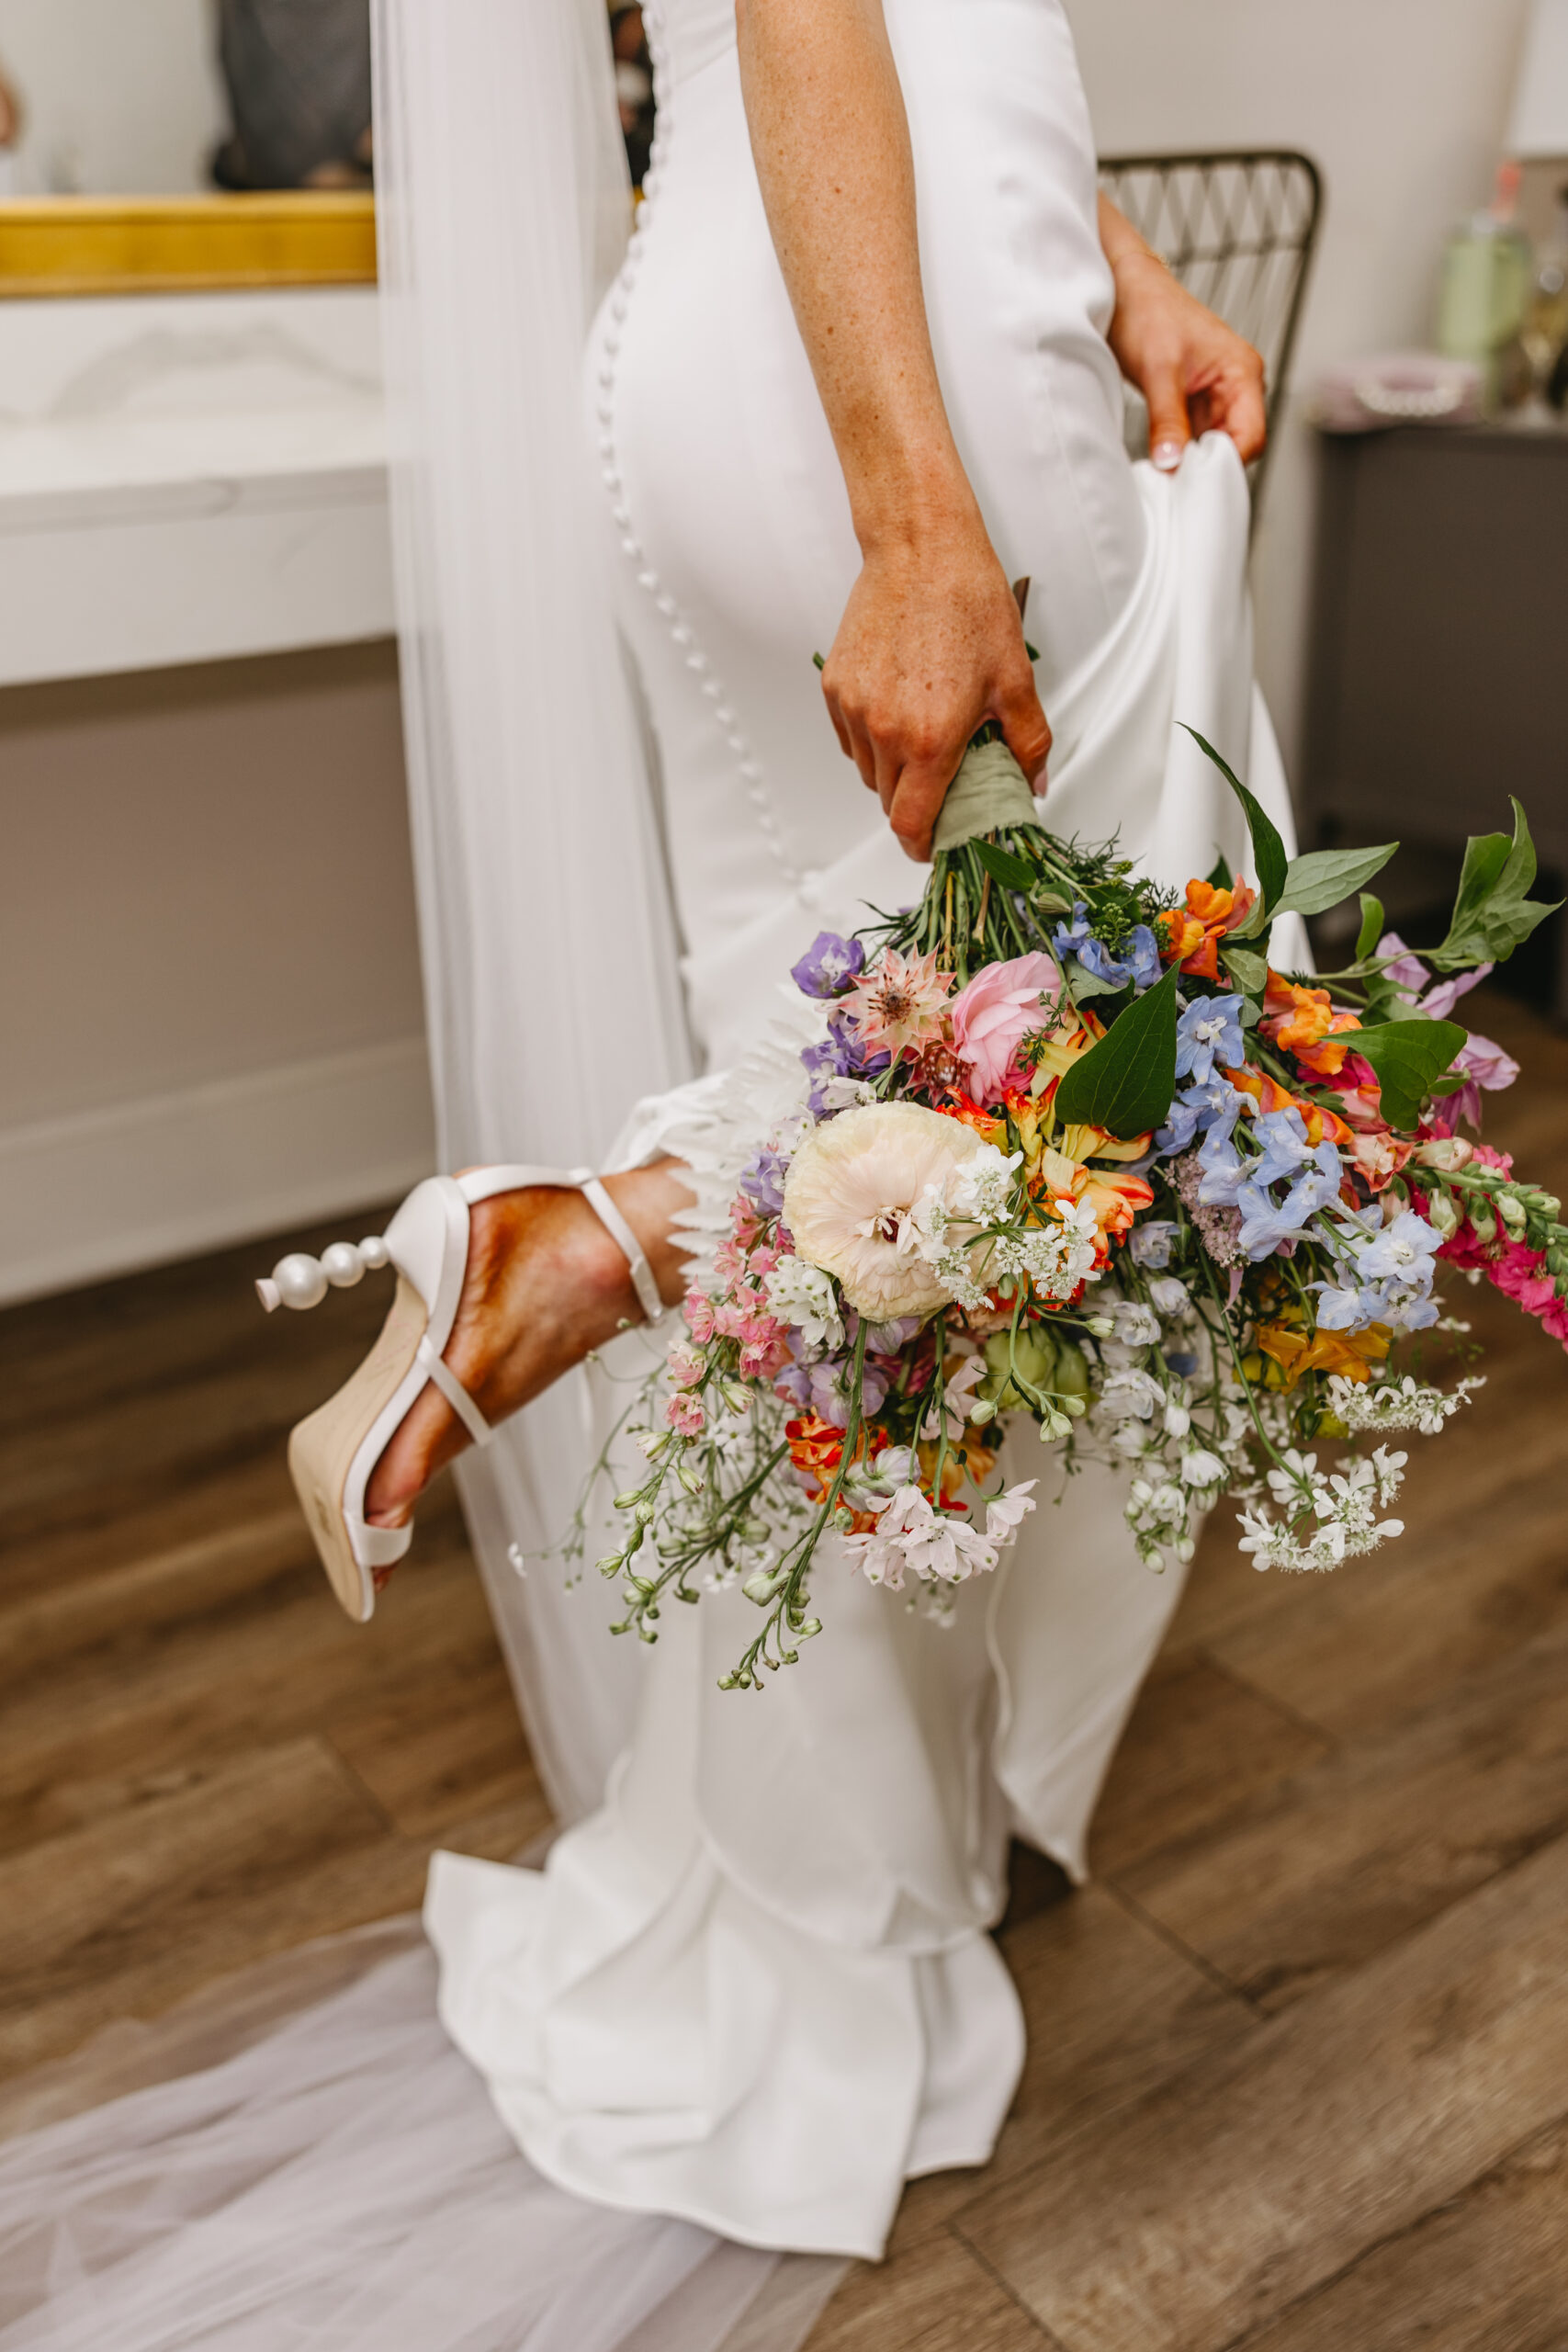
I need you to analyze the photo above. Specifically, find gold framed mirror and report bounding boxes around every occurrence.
[0,192,376,299]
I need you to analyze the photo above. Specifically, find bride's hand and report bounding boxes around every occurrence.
[1100,198,1267,471]
[821,510,1051,864]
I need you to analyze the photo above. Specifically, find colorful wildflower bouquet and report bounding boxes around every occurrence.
[579,730,1565,1690]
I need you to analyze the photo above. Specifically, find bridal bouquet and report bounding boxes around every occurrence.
[573,730,1565,1690]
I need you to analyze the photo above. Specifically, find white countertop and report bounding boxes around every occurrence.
[0,288,393,684]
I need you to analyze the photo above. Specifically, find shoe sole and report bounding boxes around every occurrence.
[287,1273,429,1623]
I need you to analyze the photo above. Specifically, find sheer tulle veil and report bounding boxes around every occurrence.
[371,0,694,1819]
[0,27,847,2343]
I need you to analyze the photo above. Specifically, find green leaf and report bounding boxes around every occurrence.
[1206,849,1235,889]
[1428,799,1562,968]
[1179,724,1288,910]
[1054,964,1179,1140]
[1221,944,1268,995]
[971,838,1036,893]
[1351,1018,1469,1132]
[1355,892,1385,965]
[1271,842,1397,922]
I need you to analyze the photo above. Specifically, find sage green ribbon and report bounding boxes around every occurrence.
[931,738,1040,854]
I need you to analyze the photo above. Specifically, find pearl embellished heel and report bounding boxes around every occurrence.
[260,1166,662,1623]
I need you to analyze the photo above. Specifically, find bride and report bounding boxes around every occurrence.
[332,0,1290,2266]
[2,0,1296,2333]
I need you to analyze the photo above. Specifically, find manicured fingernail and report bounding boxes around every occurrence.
[1151,438,1185,472]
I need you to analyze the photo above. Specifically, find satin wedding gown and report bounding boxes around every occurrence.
[0,0,1300,2336]
[425,0,1298,2267]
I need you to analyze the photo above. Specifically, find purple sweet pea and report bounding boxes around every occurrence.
[791,931,865,1000]
[739,1147,789,1216]
[807,1354,891,1428]
[1455,1031,1519,1091]
[801,1008,890,1115]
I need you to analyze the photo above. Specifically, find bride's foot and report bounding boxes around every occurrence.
[364,1162,691,1530]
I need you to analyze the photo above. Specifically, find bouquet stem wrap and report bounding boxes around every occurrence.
[931,740,1040,854]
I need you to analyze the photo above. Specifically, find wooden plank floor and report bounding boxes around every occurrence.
[2,988,1565,2351]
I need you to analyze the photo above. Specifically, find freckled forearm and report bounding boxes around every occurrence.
[735,0,976,550]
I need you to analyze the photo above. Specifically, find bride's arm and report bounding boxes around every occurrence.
[735,0,1049,863]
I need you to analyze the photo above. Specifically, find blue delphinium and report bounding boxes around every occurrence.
[1174,993,1245,1087]
[1127,1218,1178,1268]
[791,931,865,1000]
[1314,1208,1443,1332]
[1052,903,1163,992]
[1155,1075,1245,1158]
[1234,1141,1343,1260]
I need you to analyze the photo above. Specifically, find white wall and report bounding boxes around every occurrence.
[1068,0,1538,773]
[0,0,226,194]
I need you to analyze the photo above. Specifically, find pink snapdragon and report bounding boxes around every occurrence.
[950,952,1061,1103]
[683,1291,716,1343]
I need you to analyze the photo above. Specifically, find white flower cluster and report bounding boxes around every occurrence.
[763,1254,844,1351]
[1237,1443,1407,1572]
[1324,1371,1483,1437]
[842,1478,1037,1593]
[918,1187,1102,1314]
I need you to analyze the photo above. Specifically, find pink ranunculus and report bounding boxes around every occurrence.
[950,952,1061,1103]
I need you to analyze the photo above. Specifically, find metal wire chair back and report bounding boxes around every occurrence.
[1097,150,1323,509]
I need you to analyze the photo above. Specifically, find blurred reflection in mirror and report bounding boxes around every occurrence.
[0,55,18,195]
[212,0,372,191]
[611,4,653,189]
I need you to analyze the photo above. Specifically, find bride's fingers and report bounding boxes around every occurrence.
[994,673,1053,790]
[831,696,880,792]
[886,757,955,863]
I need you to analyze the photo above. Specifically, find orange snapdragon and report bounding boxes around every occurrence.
[1259,971,1362,1080]
[1156,877,1258,979]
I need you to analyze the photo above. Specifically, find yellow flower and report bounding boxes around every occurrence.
[1252,1320,1392,1389]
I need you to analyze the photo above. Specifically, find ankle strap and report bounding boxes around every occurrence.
[457,1163,662,1325]
[579,1177,663,1323]
[416,1333,496,1448]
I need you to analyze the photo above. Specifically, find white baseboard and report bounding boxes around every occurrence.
[0,1036,436,1305]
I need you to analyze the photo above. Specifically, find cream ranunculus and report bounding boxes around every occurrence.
[782,1101,989,1320]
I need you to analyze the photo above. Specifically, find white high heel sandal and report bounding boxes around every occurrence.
[258,1166,661,1623]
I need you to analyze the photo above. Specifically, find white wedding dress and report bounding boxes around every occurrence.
[0,0,1301,2337]
[423,0,1298,2267]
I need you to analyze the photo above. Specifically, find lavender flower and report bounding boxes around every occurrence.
[791,931,865,1000]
